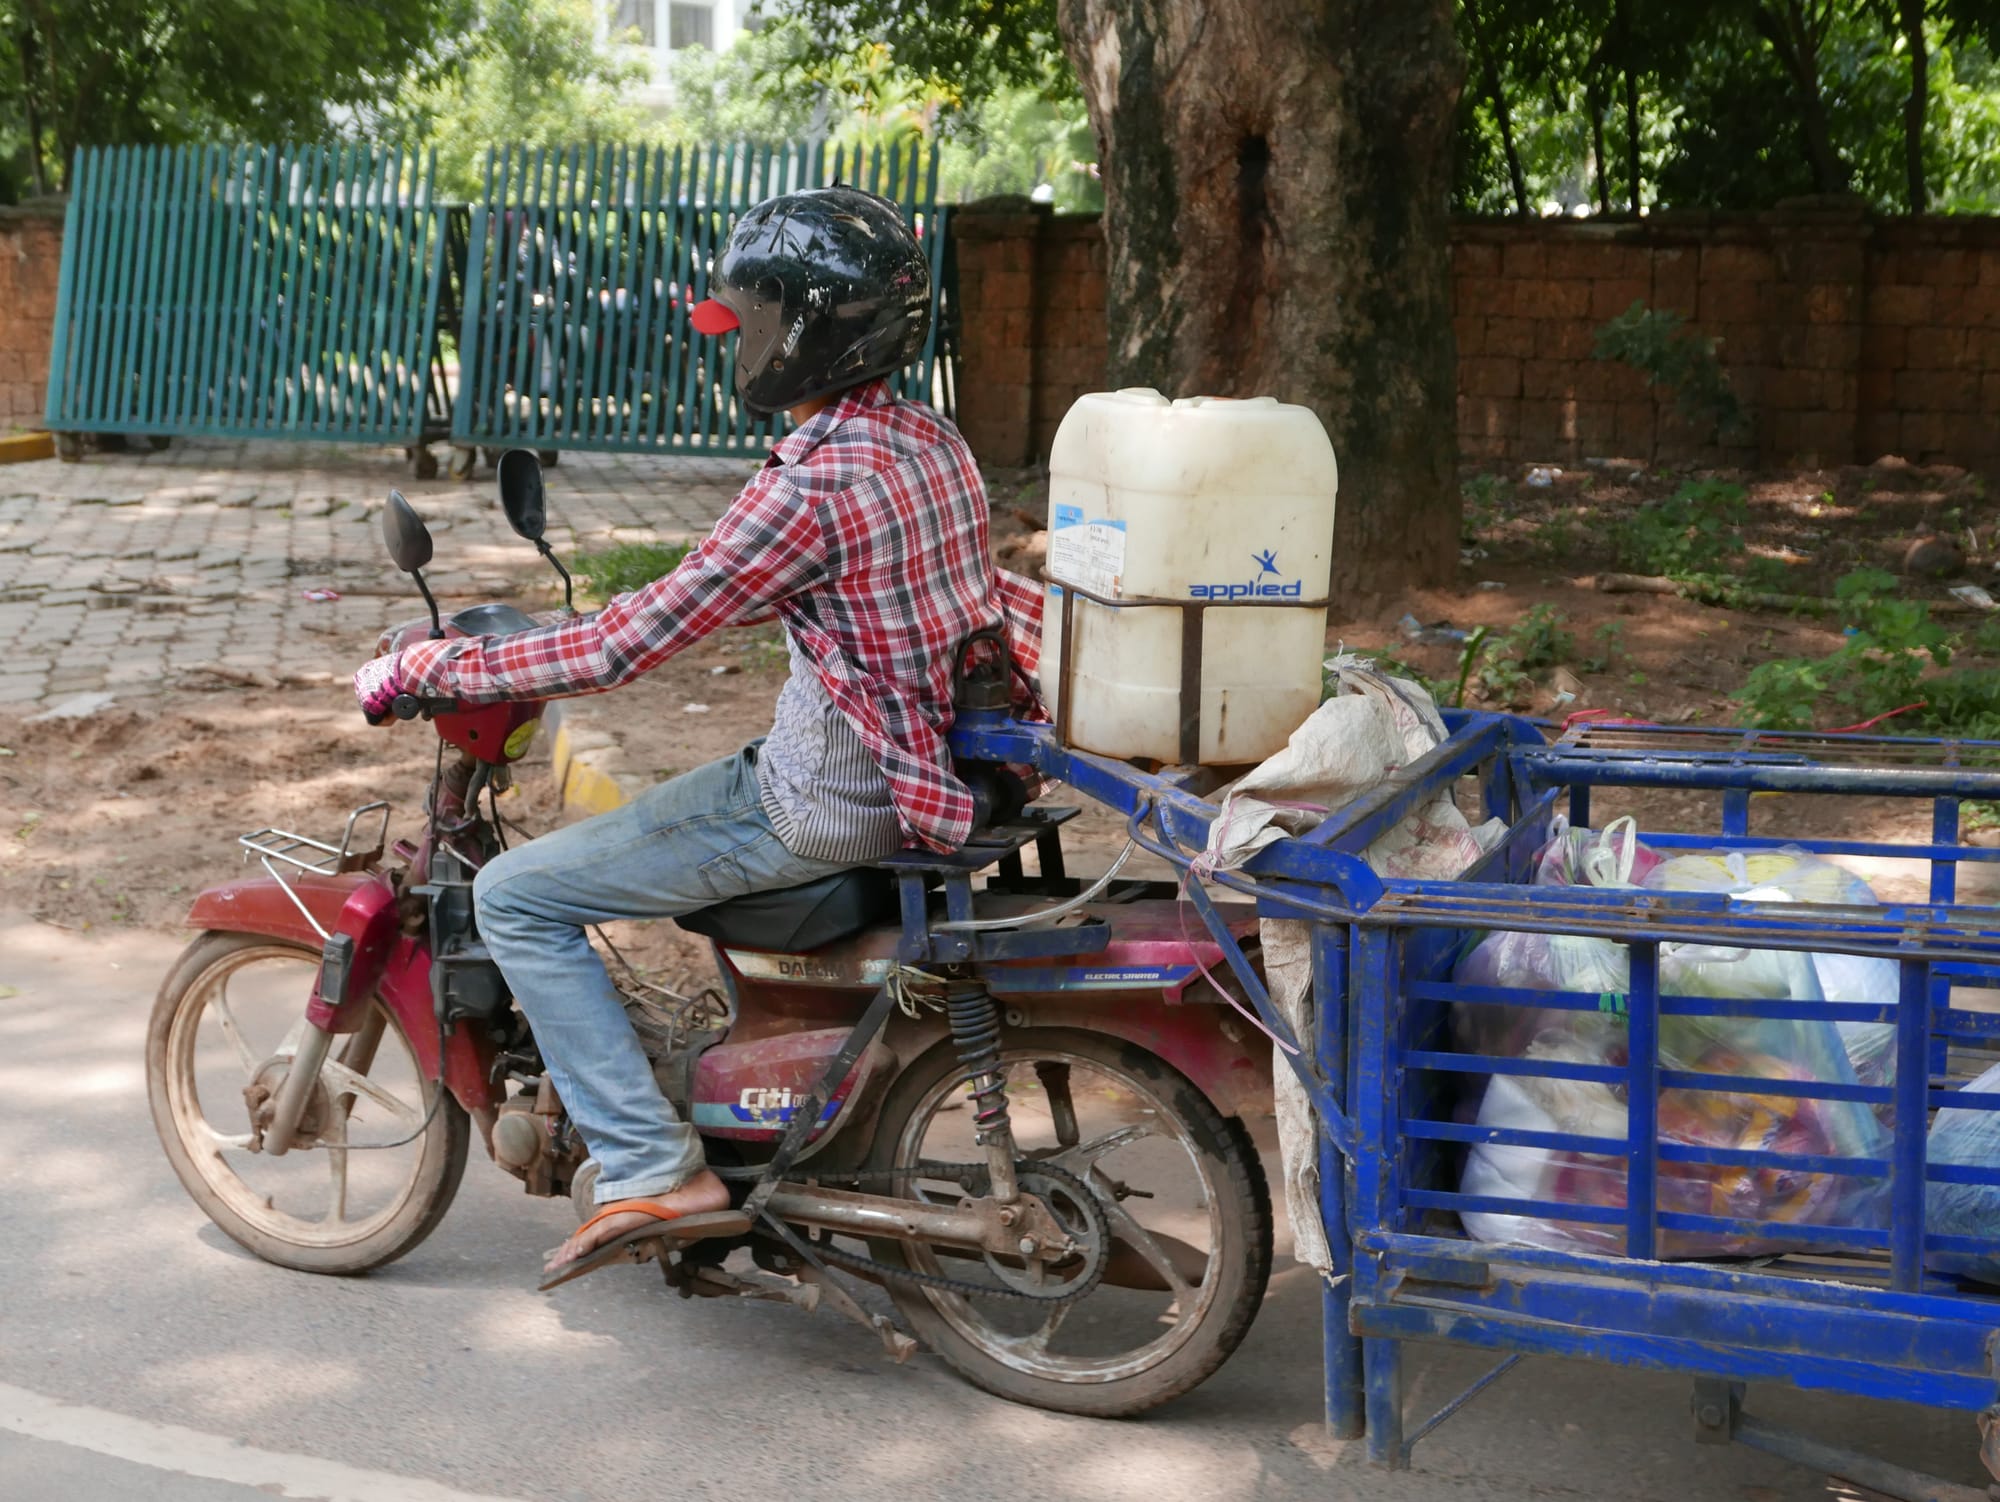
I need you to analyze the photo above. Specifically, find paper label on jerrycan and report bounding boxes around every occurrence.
[1048,503,1127,598]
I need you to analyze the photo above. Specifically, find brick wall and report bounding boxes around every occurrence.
[952,199,2000,475]
[954,206,1108,465]
[0,202,63,431]
[9,193,1995,468]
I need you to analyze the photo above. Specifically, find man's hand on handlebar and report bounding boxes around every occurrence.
[354,652,407,724]
[356,649,463,725]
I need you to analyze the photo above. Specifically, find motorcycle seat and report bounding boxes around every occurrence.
[674,867,898,953]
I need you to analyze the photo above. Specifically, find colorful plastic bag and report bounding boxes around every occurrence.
[1457,981,1886,1257]
[1927,1061,2000,1283]
[1644,847,1899,1105]
[1534,816,1662,890]
[1453,836,1890,1257]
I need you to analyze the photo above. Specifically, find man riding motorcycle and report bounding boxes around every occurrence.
[352,186,1044,1286]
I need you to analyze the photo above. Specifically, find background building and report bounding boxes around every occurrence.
[602,0,763,107]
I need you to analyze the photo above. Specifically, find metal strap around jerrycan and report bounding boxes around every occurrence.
[736,981,902,1222]
[1050,576,1331,768]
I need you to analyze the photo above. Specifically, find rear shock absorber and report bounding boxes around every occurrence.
[944,978,1019,1203]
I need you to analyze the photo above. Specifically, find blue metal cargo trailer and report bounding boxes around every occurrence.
[950,707,2000,1501]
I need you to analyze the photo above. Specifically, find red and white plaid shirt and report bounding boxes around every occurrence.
[401,379,1043,852]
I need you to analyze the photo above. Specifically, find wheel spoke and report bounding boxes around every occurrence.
[325,1116,350,1224]
[1033,1061,1078,1148]
[1096,1191,1198,1302]
[993,1298,1071,1359]
[1051,1120,1157,1176]
[198,1121,255,1153]
[319,1060,421,1129]
[207,990,259,1079]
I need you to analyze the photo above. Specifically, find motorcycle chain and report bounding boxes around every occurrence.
[765,1159,1111,1307]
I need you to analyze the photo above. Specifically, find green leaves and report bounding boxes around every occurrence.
[1467,605,1576,708]
[1611,479,1752,578]
[2,0,468,193]
[777,0,1066,104]
[1738,565,1987,734]
[1594,304,1748,447]
[1452,0,2000,214]
[380,0,656,200]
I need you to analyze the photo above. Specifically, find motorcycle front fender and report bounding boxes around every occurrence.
[186,874,498,1113]
[188,873,398,1032]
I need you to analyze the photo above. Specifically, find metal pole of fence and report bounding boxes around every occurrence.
[1354,925,1404,1466]
[1892,954,1933,1292]
[1314,924,1365,1440]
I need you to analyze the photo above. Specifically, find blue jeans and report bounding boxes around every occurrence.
[473,745,853,1203]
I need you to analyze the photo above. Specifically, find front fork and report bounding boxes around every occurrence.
[942,978,1020,1203]
[262,1025,334,1157]
[262,1005,390,1157]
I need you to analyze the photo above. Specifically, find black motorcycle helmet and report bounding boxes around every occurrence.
[689,186,932,418]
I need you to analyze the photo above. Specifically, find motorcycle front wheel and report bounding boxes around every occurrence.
[147,932,468,1274]
[864,1028,1273,1417]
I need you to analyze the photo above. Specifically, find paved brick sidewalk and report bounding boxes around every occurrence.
[0,440,749,707]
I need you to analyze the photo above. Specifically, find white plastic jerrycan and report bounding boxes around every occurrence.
[1041,389,1337,765]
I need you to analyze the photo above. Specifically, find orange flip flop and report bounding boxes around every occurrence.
[538,1200,753,1292]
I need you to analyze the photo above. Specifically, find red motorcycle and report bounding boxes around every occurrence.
[146,454,1276,1416]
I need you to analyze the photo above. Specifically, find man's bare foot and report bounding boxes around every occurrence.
[543,1168,732,1274]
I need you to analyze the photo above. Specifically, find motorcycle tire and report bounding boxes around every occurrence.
[147,932,469,1275]
[863,1027,1273,1417]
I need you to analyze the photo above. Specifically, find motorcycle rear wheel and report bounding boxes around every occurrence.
[864,1027,1272,1417]
[147,932,468,1274]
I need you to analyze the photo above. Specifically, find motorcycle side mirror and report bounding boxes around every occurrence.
[496,448,575,615]
[382,490,434,573]
[382,490,443,638]
[496,449,546,542]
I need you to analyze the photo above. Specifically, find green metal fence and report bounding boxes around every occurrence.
[45,144,454,445]
[44,139,957,465]
[449,139,955,457]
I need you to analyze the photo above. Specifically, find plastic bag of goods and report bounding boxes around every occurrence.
[1453,922,1888,1257]
[1533,816,1664,890]
[1450,819,1648,1059]
[1451,927,1629,1061]
[1644,846,1899,1105]
[1927,1060,2000,1283]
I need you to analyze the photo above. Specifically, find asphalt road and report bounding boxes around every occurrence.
[1,908,1989,1502]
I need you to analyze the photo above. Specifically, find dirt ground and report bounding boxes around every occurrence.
[3,454,1994,970]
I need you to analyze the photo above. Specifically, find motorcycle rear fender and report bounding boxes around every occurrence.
[688,1028,888,1146]
[186,873,499,1113]
[713,898,1275,1118]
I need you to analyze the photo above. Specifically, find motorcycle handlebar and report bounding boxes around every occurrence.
[365,693,461,727]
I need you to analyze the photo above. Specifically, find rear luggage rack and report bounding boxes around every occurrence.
[239,802,391,877]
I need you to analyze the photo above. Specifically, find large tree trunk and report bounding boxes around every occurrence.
[1899,0,1929,212]
[1057,0,1464,601]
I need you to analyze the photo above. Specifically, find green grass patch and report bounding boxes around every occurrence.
[1612,479,1749,578]
[1738,567,2000,738]
[570,541,694,604]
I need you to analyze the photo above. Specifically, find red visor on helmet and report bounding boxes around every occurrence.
[689,298,740,335]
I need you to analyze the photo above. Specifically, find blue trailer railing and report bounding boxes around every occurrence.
[949,707,2000,1501]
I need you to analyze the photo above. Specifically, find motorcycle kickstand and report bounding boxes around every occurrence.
[757,1212,918,1364]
